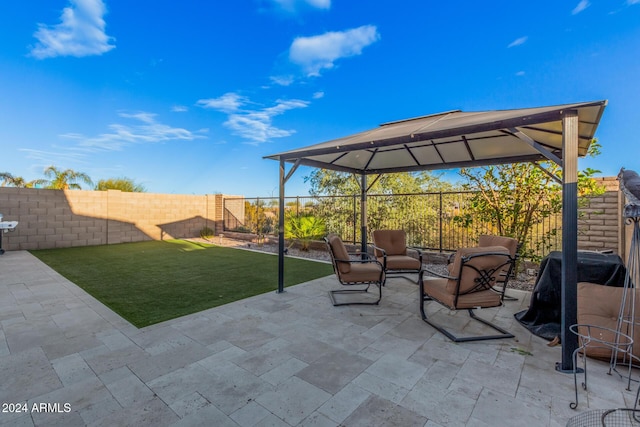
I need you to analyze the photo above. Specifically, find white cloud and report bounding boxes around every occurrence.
[312,91,325,99]
[172,105,188,112]
[20,147,89,165]
[572,0,590,14]
[507,36,528,48]
[307,0,330,7]
[196,93,247,113]
[289,25,380,77]
[30,0,115,59]
[64,112,206,151]
[515,71,526,76]
[270,75,295,87]
[198,94,310,144]
[270,0,330,12]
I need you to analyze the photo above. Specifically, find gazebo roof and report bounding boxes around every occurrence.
[265,100,607,174]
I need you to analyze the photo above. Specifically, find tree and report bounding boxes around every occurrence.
[457,139,605,260]
[0,172,46,188]
[95,177,146,192]
[304,170,457,246]
[305,170,455,196]
[42,166,93,190]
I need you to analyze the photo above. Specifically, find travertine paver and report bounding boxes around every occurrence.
[0,249,637,426]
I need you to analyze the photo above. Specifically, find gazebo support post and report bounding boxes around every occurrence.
[276,158,301,293]
[278,159,286,293]
[360,173,368,256]
[558,110,579,372]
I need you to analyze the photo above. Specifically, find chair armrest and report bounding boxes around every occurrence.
[407,246,424,264]
[346,251,374,259]
[419,267,455,280]
[462,251,514,262]
[369,244,387,269]
[333,254,378,264]
[369,244,387,257]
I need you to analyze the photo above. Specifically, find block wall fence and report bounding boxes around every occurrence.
[0,176,631,260]
[0,188,234,251]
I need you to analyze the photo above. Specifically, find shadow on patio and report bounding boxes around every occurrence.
[0,250,635,426]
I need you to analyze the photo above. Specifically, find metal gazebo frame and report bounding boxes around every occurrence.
[265,100,608,371]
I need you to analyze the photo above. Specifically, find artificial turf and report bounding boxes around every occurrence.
[30,240,333,328]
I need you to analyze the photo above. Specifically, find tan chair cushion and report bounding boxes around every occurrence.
[422,277,501,309]
[577,282,640,360]
[327,234,350,274]
[478,235,518,257]
[385,255,421,271]
[479,235,518,282]
[446,246,510,294]
[339,262,383,283]
[372,230,407,257]
[445,236,517,276]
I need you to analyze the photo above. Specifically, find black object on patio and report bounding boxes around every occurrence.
[515,250,627,341]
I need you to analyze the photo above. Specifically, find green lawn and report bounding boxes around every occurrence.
[30,240,333,328]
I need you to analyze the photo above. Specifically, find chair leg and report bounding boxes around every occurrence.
[329,283,382,306]
[492,283,518,302]
[419,290,514,342]
[386,271,420,285]
[466,309,514,341]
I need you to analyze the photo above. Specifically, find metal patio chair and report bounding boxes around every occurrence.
[325,233,385,306]
[419,245,516,342]
[371,229,423,284]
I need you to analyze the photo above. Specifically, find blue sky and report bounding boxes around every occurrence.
[1,0,639,197]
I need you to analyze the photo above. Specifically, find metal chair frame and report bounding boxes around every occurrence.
[325,236,386,306]
[370,244,423,285]
[419,251,516,342]
[370,230,423,285]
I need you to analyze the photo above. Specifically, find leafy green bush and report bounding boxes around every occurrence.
[199,226,214,239]
[285,214,326,251]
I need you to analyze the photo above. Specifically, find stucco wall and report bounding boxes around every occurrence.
[578,176,625,257]
[0,188,231,250]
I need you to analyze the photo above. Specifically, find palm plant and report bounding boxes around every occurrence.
[42,166,93,190]
[0,172,46,188]
[285,213,326,251]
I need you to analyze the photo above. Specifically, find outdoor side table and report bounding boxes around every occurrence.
[570,324,635,410]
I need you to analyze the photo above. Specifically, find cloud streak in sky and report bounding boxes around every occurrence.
[270,0,331,12]
[289,25,380,77]
[198,93,309,144]
[507,36,528,48]
[62,112,206,151]
[572,0,590,14]
[30,0,115,59]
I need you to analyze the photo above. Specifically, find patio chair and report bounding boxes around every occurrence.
[325,234,386,306]
[371,229,423,284]
[446,234,520,301]
[419,245,516,342]
[479,235,520,301]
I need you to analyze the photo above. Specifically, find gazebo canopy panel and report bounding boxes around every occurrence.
[265,100,607,175]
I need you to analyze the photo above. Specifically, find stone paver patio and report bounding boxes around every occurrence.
[0,250,637,426]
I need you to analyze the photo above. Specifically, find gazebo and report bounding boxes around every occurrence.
[265,100,608,371]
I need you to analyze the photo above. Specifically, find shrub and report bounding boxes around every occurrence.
[285,214,326,251]
[199,226,214,240]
